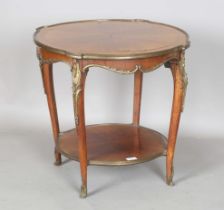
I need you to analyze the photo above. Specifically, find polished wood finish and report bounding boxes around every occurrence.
[42,63,61,165]
[133,71,143,125]
[81,51,180,72]
[57,124,167,165]
[73,63,88,197]
[34,19,189,198]
[34,19,189,59]
[166,61,184,185]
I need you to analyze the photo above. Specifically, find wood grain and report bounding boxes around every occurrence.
[166,60,184,185]
[34,19,189,59]
[57,124,167,165]
[35,19,189,197]
[42,63,61,165]
[133,71,143,125]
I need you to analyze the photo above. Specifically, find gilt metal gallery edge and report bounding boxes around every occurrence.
[34,19,190,60]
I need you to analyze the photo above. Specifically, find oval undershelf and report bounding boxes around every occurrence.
[57,124,167,166]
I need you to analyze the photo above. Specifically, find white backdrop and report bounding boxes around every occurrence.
[1,1,224,210]
[1,0,223,135]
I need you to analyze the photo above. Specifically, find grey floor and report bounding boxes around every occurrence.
[1,124,224,210]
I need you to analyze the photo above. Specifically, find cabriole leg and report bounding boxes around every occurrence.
[72,61,88,198]
[166,51,188,185]
[42,62,62,166]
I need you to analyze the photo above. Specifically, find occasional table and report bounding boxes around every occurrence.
[34,19,190,198]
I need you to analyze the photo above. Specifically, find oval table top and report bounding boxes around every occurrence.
[34,19,189,60]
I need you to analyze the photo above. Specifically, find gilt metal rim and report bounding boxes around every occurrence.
[34,19,190,60]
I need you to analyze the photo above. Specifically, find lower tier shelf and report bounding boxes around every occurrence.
[56,123,167,166]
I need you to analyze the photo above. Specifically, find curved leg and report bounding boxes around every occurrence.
[132,71,143,125]
[42,63,62,165]
[166,51,188,185]
[72,61,88,198]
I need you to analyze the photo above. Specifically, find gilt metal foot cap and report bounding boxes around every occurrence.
[167,180,175,186]
[166,177,175,186]
[80,185,87,198]
[54,159,62,166]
